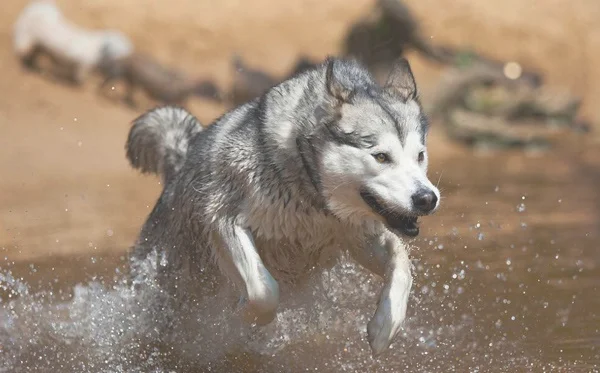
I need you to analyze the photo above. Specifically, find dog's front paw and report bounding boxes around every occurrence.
[366,287,408,356]
[235,277,280,326]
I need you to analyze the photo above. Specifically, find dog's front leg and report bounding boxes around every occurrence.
[213,221,279,326]
[349,232,412,356]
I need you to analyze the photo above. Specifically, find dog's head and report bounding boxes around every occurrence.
[301,57,440,237]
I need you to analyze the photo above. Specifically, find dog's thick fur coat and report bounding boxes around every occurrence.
[126,56,440,356]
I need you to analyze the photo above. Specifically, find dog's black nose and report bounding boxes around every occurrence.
[412,189,438,214]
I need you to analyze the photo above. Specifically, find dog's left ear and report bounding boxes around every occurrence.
[325,57,353,103]
[384,58,417,101]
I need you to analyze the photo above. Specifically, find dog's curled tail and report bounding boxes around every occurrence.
[126,106,203,184]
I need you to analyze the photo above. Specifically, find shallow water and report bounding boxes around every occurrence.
[1,140,599,372]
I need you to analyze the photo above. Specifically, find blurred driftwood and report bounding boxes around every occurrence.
[426,62,542,120]
[431,66,591,149]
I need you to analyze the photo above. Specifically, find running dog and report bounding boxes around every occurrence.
[126,56,440,356]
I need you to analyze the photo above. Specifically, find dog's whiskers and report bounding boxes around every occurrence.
[436,169,444,188]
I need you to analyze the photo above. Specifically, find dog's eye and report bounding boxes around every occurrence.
[418,151,425,163]
[373,153,390,163]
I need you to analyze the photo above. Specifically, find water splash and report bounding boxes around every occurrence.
[0,250,547,372]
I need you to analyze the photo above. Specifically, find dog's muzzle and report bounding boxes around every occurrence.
[360,189,419,237]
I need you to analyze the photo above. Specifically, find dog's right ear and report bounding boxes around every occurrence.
[384,57,417,102]
[325,57,353,103]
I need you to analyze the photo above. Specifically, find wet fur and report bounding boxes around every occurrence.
[126,56,440,356]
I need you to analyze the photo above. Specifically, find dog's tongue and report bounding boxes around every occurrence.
[392,217,419,237]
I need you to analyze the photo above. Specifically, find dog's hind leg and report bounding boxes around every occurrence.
[348,232,413,356]
[212,221,280,326]
[20,44,43,71]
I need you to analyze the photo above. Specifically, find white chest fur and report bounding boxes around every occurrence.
[238,187,375,282]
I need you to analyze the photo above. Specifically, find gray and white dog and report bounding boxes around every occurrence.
[126,56,440,356]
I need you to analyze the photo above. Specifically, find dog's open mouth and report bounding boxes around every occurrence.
[360,189,420,237]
